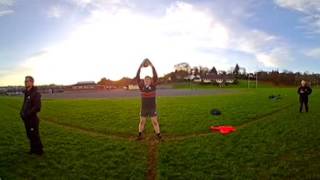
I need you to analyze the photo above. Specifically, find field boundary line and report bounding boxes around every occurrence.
[237,103,294,129]
[164,103,295,142]
[18,102,294,143]
[4,99,295,180]
[43,117,160,180]
[42,117,137,141]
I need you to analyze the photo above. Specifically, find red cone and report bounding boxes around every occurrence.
[210,126,236,135]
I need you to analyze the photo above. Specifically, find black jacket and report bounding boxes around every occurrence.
[297,86,312,99]
[20,87,41,119]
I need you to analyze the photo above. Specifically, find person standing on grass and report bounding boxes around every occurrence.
[297,80,312,113]
[20,76,43,155]
[135,58,161,140]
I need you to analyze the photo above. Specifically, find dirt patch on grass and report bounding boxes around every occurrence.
[42,117,137,141]
[146,137,159,180]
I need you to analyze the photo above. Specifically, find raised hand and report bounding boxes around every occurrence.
[142,58,152,67]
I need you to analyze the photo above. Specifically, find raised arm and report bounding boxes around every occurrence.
[146,60,158,84]
[151,65,158,84]
[136,65,142,82]
[135,63,144,90]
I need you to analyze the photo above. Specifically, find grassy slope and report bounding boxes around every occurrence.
[0,88,319,179]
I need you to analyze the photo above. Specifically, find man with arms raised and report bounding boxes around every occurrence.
[136,58,161,141]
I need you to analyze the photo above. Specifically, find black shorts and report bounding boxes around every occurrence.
[140,108,157,117]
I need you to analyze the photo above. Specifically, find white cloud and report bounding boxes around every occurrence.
[47,6,64,18]
[229,28,293,67]
[2,1,293,85]
[15,1,234,84]
[305,48,320,59]
[255,48,292,67]
[0,9,13,16]
[300,14,320,34]
[274,0,320,34]
[68,0,127,9]
[0,0,15,6]
[274,0,320,12]
[0,0,14,17]
[233,30,277,53]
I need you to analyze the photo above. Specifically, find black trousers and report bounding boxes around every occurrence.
[23,116,43,153]
[299,97,309,112]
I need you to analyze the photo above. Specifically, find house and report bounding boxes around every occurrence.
[128,84,139,90]
[225,75,235,84]
[184,74,201,81]
[4,86,24,95]
[203,73,236,86]
[67,81,105,91]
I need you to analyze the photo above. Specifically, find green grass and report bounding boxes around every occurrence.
[173,80,276,89]
[159,94,320,179]
[1,88,319,179]
[0,99,147,180]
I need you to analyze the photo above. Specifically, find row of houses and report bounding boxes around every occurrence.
[183,74,236,85]
[0,85,65,96]
[0,81,118,95]
[0,74,238,95]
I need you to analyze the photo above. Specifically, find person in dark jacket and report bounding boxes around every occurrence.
[20,76,43,155]
[136,58,161,140]
[297,80,312,113]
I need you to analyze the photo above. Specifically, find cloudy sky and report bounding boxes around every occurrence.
[0,0,320,85]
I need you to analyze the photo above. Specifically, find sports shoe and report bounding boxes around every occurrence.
[136,132,144,141]
[155,133,162,141]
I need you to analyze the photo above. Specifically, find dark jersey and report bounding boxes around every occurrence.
[297,86,312,99]
[138,83,156,109]
[136,66,158,110]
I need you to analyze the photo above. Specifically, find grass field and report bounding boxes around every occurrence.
[172,80,277,89]
[1,88,319,179]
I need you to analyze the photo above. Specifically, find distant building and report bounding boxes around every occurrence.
[128,84,139,90]
[204,73,236,86]
[0,87,7,95]
[3,86,24,95]
[67,81,105,91]
[0,85,65,95]
[184,74,201,81]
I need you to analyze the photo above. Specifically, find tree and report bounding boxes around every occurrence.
[98,77,113,86]
[209,66,217,74]
[199,66,209,80]
[233,64,240,75]
[219,70,227,75]
[193,67,199,76]
[174,62,191,72]
[174,63,191,81]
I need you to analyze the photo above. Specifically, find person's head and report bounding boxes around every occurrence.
[301,80,306,87]
[25,76,34,89]
[144,76,152,86]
